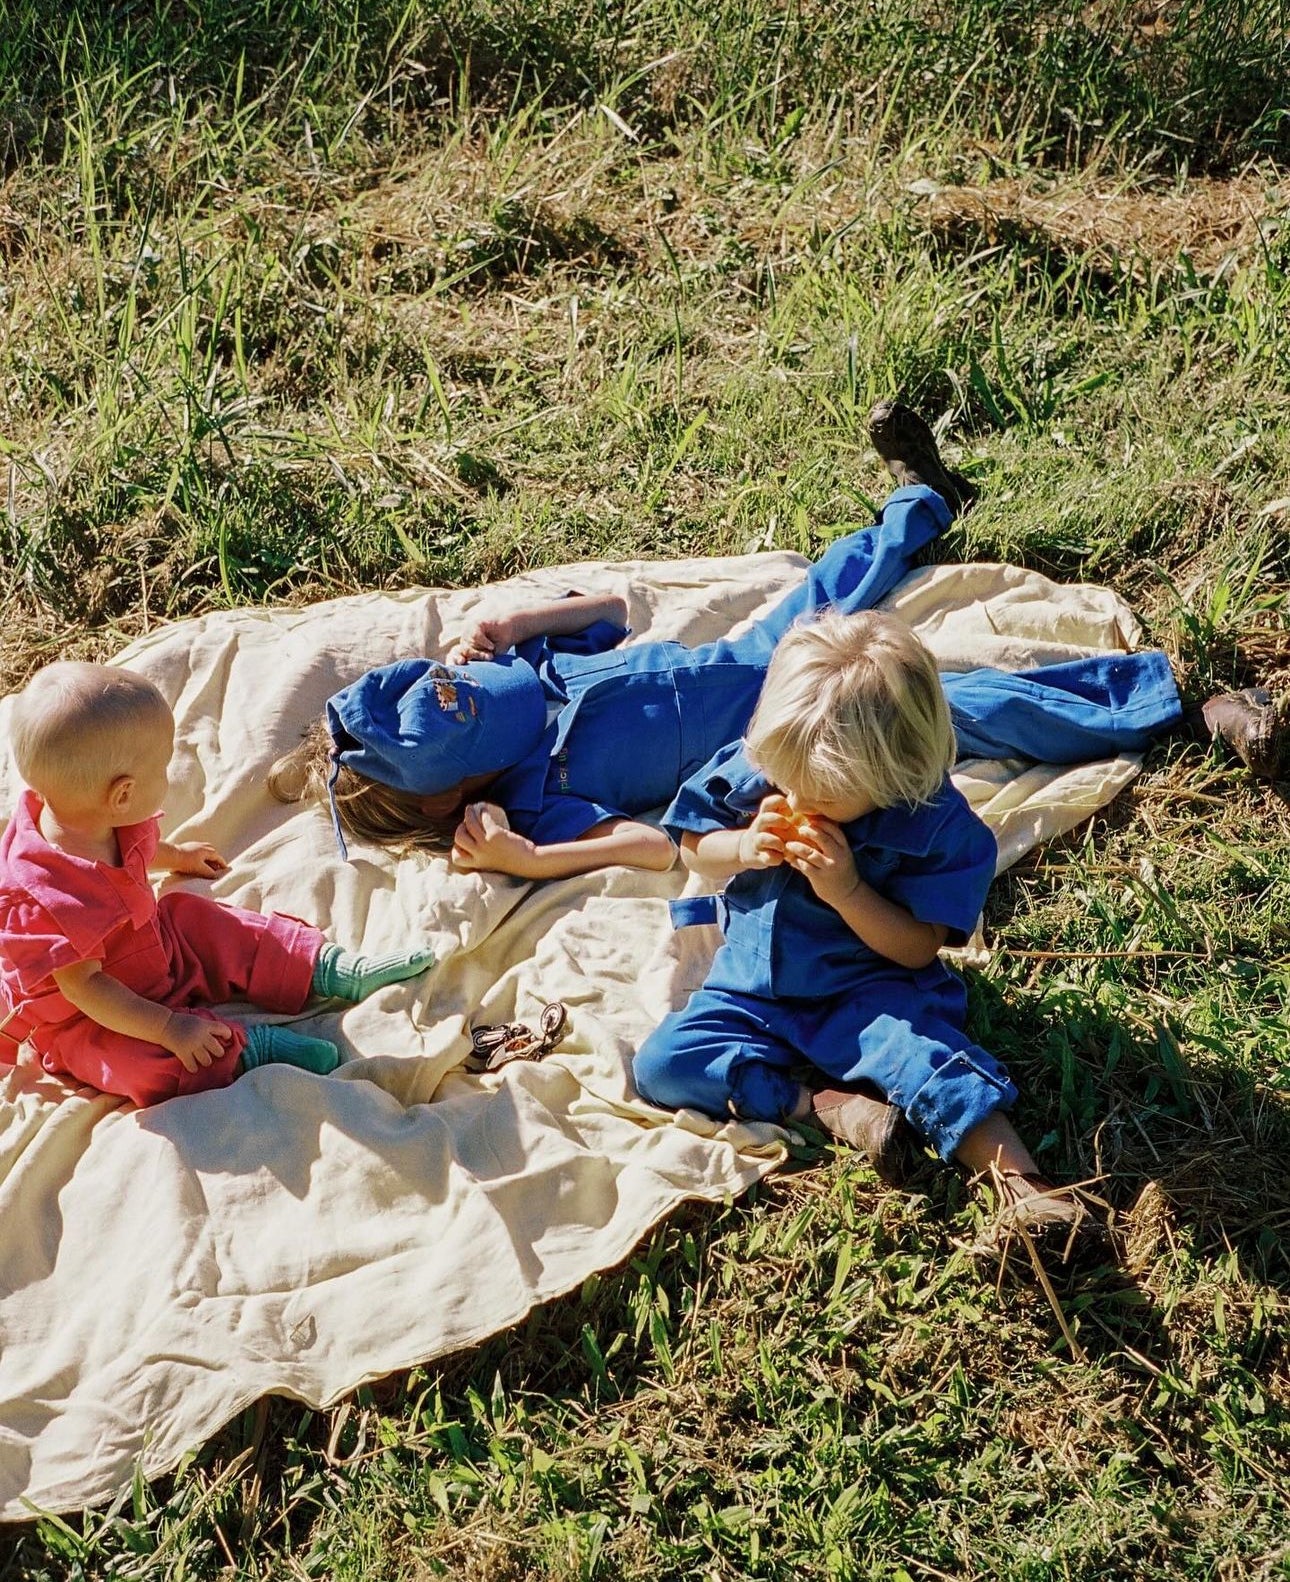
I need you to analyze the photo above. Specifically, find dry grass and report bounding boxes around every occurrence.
[1,4,1288,1576]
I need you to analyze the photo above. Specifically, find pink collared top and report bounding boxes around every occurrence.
[0,790,159,1002]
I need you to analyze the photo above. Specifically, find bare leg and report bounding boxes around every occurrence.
[954,1110,1040,1188]
[958,1110,1110,1266]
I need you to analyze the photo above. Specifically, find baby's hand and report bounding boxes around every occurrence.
[783,815,860,910]
[445,614,517,666]
[451,802,537,876]
[736,794,795,870]
[167,841,229,878]
[162,1010,234,1072]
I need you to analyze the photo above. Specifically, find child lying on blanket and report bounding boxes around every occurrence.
[269,404,1182,875]
[0,663,433,1107]
[632,607,1104,1265]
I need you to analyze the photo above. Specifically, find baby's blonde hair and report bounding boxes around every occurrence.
[10,661,172,803]
[746,609,954,809]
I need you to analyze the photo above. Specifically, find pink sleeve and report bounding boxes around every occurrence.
[122,815,162,869]
[0,895,105,993]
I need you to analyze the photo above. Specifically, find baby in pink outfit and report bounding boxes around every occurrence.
[0,662,434,1106]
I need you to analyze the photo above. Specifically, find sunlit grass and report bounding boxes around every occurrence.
[1,1,1288,1577]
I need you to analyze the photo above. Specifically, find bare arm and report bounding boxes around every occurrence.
[826,879,948,969]
[52,959,234,1071]
[452,804,675,878]
[509,592,628,646]
[677,794,795,884]
[447,591,628,663]
[153,839,229,878]
[784,819,948,970]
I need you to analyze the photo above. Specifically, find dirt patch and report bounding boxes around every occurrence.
[920,169,1289,276]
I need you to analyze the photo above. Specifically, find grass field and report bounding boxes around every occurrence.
[1,2,1288,1577]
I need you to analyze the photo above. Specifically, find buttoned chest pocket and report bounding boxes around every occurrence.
[853,847,899,892]
[99,916,172,998]
[723,870,781,966]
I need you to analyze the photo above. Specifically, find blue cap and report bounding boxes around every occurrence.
[325,656,547,798]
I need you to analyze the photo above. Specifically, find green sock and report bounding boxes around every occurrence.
[242,1023,341,1075]
[311,941,436,1002]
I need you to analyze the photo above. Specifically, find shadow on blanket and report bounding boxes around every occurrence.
[0,552,1156,1517]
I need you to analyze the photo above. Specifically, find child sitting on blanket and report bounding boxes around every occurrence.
[268,405,1182,877]
[0,663,434,1107]
[632,608,1103,1263]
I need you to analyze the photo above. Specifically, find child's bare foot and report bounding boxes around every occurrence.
[809,1083,920,1185]
[868,400,976,518]
[978,1169,1112,1269]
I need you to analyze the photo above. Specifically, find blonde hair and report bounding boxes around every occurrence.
[282,718,461,853]
[745,610,954,809]
[10,662,172,803]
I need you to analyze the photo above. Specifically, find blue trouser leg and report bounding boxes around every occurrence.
[699,485,952,668]
[943,650,1182,762]
[816,987,1017,1161]
[660,484,953,779]
[633,990,802,1121]
[633,973,1017,1160]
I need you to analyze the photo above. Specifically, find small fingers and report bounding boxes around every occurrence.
[785,840,827,867]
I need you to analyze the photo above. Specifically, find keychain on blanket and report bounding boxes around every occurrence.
[466,1001,569,1072]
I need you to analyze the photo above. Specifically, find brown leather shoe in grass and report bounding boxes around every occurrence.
[810,1084,920,1186]
[868,399,976,518]
[978,1170,1113,1271]
[1201,687,1290,781]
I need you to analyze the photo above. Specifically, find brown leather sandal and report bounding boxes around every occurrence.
[466,1001,569,1073]
[1201,687,1290,780]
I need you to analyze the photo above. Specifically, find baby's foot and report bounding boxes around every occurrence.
[312,942,436,1002]
[241,1023,340,1075]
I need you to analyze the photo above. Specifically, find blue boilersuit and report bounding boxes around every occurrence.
[632,744,1015,1161]
[486,485,1181,845]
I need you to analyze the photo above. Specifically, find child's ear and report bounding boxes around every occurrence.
[106,774,135,815]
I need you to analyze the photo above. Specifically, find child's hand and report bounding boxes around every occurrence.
[451,802,538,876]
[736,794,796,870]
[446,614,517,666]
[162,1010,234,1072]
[167,841,229,878]
[783,815,861,911]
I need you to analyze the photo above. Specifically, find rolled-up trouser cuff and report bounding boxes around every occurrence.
[901,1049,1018,1162]
[729,1058,803,1123]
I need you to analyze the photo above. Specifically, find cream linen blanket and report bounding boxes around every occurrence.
[0,552,1151,1518]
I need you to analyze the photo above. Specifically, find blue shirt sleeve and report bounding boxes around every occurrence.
[662,742,768,839]
[883,795,997,944]
[509,793,630,847]
[513,618,628,669]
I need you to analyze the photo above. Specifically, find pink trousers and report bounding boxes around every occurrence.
[24,893,323,1107]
